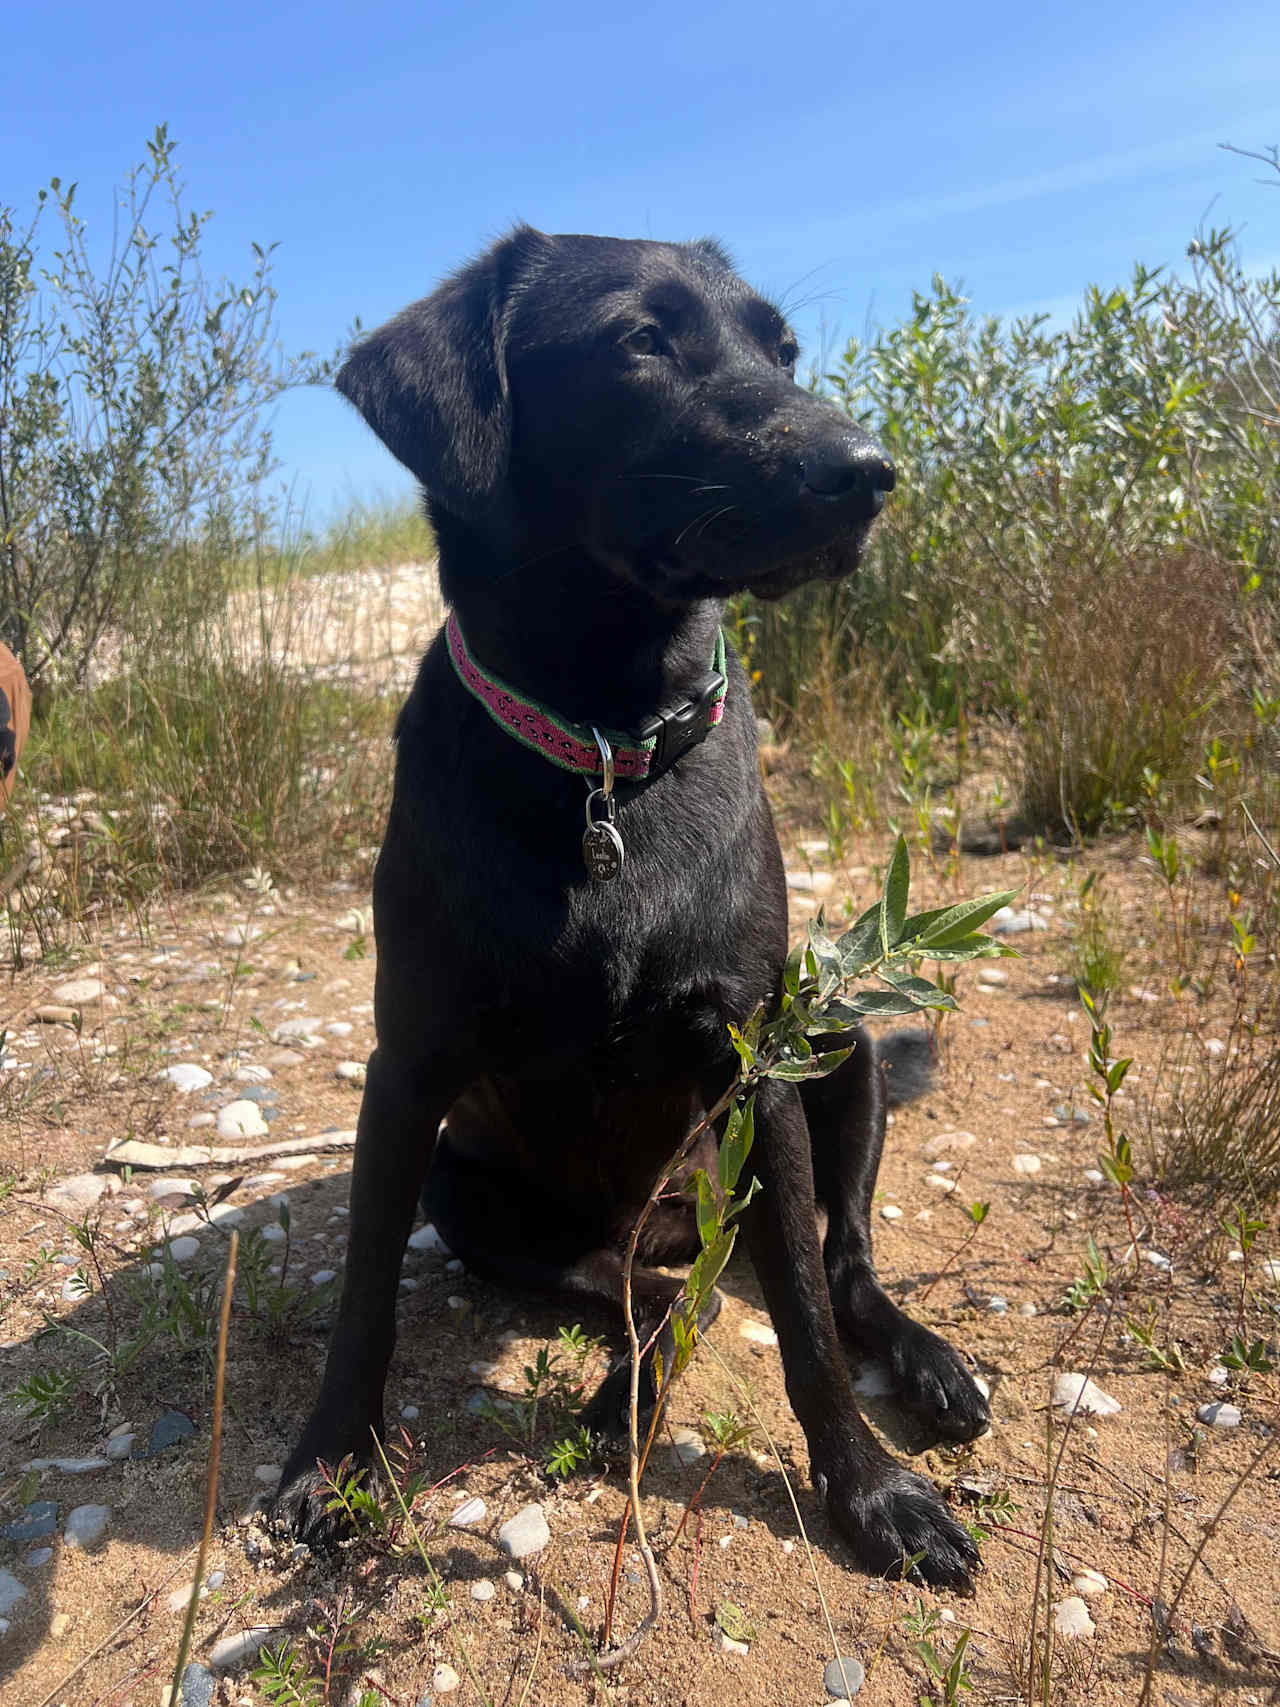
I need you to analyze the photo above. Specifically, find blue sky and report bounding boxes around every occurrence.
[8,0,1280,522]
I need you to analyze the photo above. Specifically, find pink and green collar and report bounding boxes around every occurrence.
[446,611,728,781]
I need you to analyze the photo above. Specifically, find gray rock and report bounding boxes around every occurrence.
[824,1655,866,1697]
[150,1175,199,1201]
[1052,1373,1121,1417]
[178,1662,216,1707]
[147,1409,197,1455]
[64,1503,111,1548]
[432,1662,461,1694]
[1,1500,57,1543]
[209,1627,277,1670]
[52,976,106,1004]
[23,1547,53,1568]
[46,1173,110,1213]
[22,1456,109,1474]
[498,1503,551,1559]
[105,1433,135,1460]
[0,1569,28,1615]
[448,1496,487,1528]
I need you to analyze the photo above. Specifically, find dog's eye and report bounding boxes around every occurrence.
[623,326,662,357]
[779,339,799,370]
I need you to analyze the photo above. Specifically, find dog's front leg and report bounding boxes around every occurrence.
[743,1077,979,1589]
[275,1046,460,1544]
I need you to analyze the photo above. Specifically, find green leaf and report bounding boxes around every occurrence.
[718,1095,755,1194]
[839,989,920,1019]
[881,834,910,952]
[687,1227,736,1300]
[782,939,805,997]
[880,968,958,1010]
[836,902,882,974]
[694,1170,719,1247]
[714,1601,757,1643]
[902,890,1018,949]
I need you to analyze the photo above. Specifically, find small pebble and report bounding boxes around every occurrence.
[738,1319,778,1346]
[1018,1302,1038,1318]
[668,1426,708,1468]
[105,1433,135,1460]
[922,1130,977,1158]
[0,1570,27,1616]
[1052,1596,1097,1638]
[824,1654,866,1698]
[216,1100,270,1139]
[504,1570,524,1591]
[1012,1154,1042,1176]
[470,1579,495,1602]
[64,1504,111,1549]
[1053,1373,1121,1417]
[432,1662,461,1694]
[24,1547,53,1568]
[401,1404,420,1420]
[1072,1568,1108,1599]
[1197,1401,1242,1429]
[879,1204,904,1222]
[716,1628,749,1656]
[407,1223,449,1254]
[158,1064,213,1093]
[163,1236,201,1264]
[498,1503,551,1559]
[209,1628,277,1671]
[311,1269,338,1285]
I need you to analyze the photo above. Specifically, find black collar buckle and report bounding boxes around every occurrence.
[632,668,727,777]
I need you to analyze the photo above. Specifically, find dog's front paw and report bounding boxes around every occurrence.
[820,1460,980,1590]
[273,1415,381,1548]
[886,1321,990,1443]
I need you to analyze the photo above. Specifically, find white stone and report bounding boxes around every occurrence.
[149,1176,198,1201]
[432,1663,461,1694]
[158,1063,213,1093]
[271,1018,321,1046]
[715,1628,750,1656]
[1071,1568,1108,1599]
[164,1236,201,1264]
[222,924,261,948]
[1052,1373,1121,1417]
[1013,1153,1042,1175]
[976,966,1009,986]
[1207,1365,1230,1387]
[470,1579,495,1602]
[879,1204,904,1222]
[105,1433,135,1460]
[1083,1168,1104,1183]
[922,1130,978,1159]
[738,1319,778,1346]
[52,976,106,1004]
[1052,1596,1096,1638]
[261,1223,287,1243]
[216,1100,269,1139]
[407,1223,448,1254]
[210,1628,276,1670]
[668,1426,708,1467]
[448,1496,486,1528]
[498,1503,551,1559]
[1197,1401,1242,1428]
[233,1062,272,1084]
[325,1020,354,1037]
[503,1571,524,1591]
[926,1172,957,1192]
[335,1060,366,1083]
[64,1504,110,1548]
[310,1269,337,1285]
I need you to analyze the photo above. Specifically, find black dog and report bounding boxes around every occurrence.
[276,228,988,1587]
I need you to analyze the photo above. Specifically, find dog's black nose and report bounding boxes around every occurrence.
[802,441,896,512]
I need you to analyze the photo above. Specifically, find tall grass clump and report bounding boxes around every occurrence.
[746,145,1280,839]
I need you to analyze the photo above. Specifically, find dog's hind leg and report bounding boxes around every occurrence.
[275,1046,467,1544]
[423,1133,717,1451]
[800,1028,990,1445]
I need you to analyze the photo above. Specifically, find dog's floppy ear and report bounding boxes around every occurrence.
[336,226,548,523]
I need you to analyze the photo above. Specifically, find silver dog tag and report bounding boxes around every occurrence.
[583,785,624,887]
[583,818,625,882]
[583,787,624,882]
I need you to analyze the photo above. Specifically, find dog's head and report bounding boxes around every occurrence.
[337,227,893,603]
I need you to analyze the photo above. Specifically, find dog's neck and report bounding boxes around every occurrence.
[446,558,724,732]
